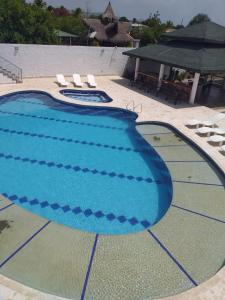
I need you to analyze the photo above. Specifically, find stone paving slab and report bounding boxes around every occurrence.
[0,206,46,262]
[167,162,222,185]
[0,196,11,209]
[152,207,225,284]
[85,232,194,300]
[172,182,225,221]
[1,222,95,300]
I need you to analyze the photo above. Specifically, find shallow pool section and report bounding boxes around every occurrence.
[0,92,172,235]
[60,89,113,103]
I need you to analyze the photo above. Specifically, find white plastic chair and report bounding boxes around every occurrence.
[87,74,97,88]
[73,74,83,87]
[197,126,225,137]
[208,135,225,146]
[186,113,225,128]
[56,74,69,87]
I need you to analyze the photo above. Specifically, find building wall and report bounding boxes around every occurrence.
[0,44,131,78]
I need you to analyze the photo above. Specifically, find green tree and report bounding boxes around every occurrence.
[0,0,57,44]
[119,16,129,22]
[33,0,46,8]
[132,11,174,46]
[188,14,211,26]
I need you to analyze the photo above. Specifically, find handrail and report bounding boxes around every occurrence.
[0,55,22,83]
[0,55,22,72]
[126,101,142,113]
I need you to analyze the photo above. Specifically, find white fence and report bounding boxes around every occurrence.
[0,44,131,78]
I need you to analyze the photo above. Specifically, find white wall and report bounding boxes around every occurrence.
[0,44,131,78]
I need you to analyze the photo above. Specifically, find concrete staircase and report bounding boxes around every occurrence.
[0,56,22,84]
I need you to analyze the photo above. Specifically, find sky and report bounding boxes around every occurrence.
[39,0,225,25]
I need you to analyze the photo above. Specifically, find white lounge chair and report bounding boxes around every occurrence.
[87,74,97,88]
[196,126,225,137]
[56,74,69,87]
[186,113,225,128]
[208,135,225,146]
[73,74,83,87]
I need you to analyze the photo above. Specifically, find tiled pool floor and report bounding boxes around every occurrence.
[0,124,224,300]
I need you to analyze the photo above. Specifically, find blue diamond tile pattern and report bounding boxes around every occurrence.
[2,193,152,229]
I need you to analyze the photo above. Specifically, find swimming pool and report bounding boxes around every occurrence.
[0,92,224,299]
[60,89,113,103]
[0,91,172,235]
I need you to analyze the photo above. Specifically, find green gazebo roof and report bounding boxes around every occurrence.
[163,21,225,44]
[55,30,78,38]
[123,21,225,74]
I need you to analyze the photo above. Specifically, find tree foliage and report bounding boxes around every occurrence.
[132,11,174,46]
[188,14,211,26]
[0,0,57,44]
[119,16,129,22]
[0,0,87,44]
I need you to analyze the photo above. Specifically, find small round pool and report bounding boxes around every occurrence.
[60,89,113,103]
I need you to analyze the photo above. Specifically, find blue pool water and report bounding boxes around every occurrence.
[60,89,113,103]
[0,91,172,234]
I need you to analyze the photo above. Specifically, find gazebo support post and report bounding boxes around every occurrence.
[134,58,140,81]
[189,72,200,104]
[157,64,165,90]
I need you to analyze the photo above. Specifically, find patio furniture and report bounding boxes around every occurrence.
[186,113,225,128]
[197,126,225,137]
[87,74,97,88]
[73,74,83,87]
[208,134,225,146]
[159,80,179,104]
[56,74,69,87]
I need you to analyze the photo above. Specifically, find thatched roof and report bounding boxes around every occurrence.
[84,2,133,45]
[84,18,133,44]
[102,2,117,21]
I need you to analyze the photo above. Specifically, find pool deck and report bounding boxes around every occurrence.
[0,76,224,300]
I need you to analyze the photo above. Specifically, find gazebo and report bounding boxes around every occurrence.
[123,21,225,104]
[55,30,78,46]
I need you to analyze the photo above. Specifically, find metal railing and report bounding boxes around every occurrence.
[0,55,22,83]
[126,100,142,113]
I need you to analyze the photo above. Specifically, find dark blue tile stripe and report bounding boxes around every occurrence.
[143,132,173,136]
[0,126,150,155]
[173,180,224,187]
[165,160,206,163]
[153,144,187,148]
[16,99,46,106]
[0,221,51,268]
[147,230,198,286]
[172,204,225,224]
[0,109,128,132]
[2,193,152,229]
[80,234,99,300]
[0,203,14,212]
[0,151,163,185]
